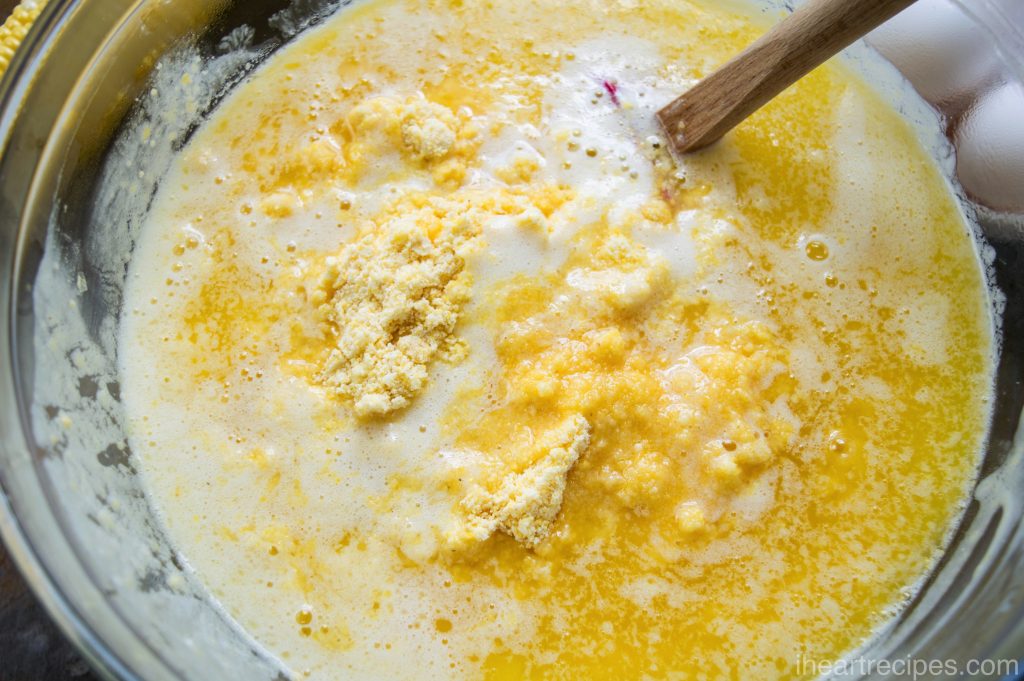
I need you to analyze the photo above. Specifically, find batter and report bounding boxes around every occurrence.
[119,0,994,678]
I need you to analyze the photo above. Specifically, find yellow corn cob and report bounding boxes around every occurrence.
[0,1,47,79]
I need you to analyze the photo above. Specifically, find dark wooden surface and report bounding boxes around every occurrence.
[1,3,99,678]
[0,547,96,680]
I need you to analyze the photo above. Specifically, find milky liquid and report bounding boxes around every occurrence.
[118,0,995,678]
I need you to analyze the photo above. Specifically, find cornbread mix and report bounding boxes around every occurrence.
[0,1,46,77]
[312,202,478,417]
[118,0,995,678]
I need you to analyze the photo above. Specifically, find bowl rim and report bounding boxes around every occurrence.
[1,2,1022,681]
[0,0,142,678]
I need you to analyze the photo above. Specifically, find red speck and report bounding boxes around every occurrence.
[602,80,620,107]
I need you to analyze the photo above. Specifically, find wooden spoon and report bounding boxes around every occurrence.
[657,0,917,155]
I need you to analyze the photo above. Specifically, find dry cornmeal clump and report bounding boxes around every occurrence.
[453,414,592,550]
[313,214,477,417]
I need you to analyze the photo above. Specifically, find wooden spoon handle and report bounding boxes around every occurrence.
[657,0,917,154]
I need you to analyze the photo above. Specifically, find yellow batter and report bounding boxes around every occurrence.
[119,0,994,678]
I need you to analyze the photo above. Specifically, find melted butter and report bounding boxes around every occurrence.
[119,0,993,678]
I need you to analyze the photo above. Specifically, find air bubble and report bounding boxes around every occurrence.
[805,240,829,261]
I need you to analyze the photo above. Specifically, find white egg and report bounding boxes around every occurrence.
[869,0,999,107]
[956,81,1024,214]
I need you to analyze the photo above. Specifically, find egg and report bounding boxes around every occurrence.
[956,81,1024,216]
[868,0,999,110]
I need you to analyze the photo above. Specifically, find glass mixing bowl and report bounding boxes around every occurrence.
[0,0,1021,679]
